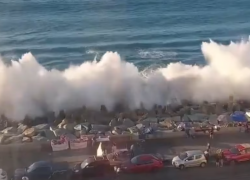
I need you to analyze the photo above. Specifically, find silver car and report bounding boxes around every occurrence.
[172,150,207,170]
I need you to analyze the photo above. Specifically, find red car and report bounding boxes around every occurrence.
[223,143,250,165]
[114,154,164,174]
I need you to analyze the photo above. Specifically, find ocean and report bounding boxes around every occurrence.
[0,0,250,120]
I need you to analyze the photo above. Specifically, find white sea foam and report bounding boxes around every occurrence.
[1,39,250,120]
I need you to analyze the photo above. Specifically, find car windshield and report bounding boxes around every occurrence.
[80,160,89,169]
[26,163,36,173]
[179,153,188,160]
[130,156,138,164]
[229,147,240,154]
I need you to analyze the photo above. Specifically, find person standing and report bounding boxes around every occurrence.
[130,143,135,158]
[92,134,97,147]
[238,122,243,132]
[207,143,211,153]
[245,123,249,133]
[210,127,214,139]
[112,143,117,153]
[218,150,224,167]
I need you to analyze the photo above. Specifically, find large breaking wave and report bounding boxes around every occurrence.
[1,39,250,120]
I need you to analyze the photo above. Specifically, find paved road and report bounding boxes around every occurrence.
[92,129,250,180]
[113,163,250,180]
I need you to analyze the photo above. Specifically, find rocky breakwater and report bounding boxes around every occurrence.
[0,100,247,173]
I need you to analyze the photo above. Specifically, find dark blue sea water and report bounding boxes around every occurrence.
[0,0,249,69]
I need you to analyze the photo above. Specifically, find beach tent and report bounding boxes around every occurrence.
[230,111,248,122]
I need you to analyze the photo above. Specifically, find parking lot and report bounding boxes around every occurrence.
[114,129,250,180]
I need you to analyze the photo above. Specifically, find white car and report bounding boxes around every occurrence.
[0,169,7,180]
[172,150,207,170]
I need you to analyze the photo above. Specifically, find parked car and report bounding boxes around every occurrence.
[222,143,250,165]
[72,156,115,179]
[12,161,72,180]
[172,150,207,170]
[106,148,131,166]
[0,169,7,180]
[114,154,164,174]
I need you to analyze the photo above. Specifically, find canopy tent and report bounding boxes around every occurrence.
[230,111,248,122]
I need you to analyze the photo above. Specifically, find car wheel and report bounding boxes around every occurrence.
[230,160,236,166]
[200,162,206,168]
[179,164,185,170]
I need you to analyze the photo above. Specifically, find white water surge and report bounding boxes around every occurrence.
[1,39,250,120]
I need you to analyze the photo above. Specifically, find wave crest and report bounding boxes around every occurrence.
[1,39,250,120]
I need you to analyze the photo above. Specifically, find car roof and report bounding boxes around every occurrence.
[186,150,203,156]
[84,156,108,164]
[30,161,50,167]
[28,161,51,171]
[237,143,250,150]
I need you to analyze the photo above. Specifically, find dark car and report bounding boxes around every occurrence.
[114,154,164,174]
[13,161,72,180]
[72,156,115,179]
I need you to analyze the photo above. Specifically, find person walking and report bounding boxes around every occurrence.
[190,127,195,139]
[185,127,191,138]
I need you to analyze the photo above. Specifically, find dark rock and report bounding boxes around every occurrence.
[122,118,134,128]
[113,103,125,113]
[100,105,107,112]
[109,119,120,127]
[46,111,55,125]
[0,115,9,130]
[22,115,33,127]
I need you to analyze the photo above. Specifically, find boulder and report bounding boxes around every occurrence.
[122,131,131,135]
[35,124,50,131]
[122,118,134,128]
[0,133,12,144]
[74,123,89,131]
[159,120,173,128]
[0,115,9,130]
[91,124,109,132]
[58,119,68,128]
[63,123,76,132]
[141,117,158,126]
[112,127,122,135]
[23,127,37,137]
[22,136,33,143]
[39,129,56,140]
[2,127,18,134]
[109,119,120,127]
[114,125,127,131]
[128,126,139,135]
[17,123,28,133]
[64,133,76,140]
[74,129,87,138]
[45,111,56,124]
[51,128,69,137]
[32,136,49,142]
[5,134,23,144]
